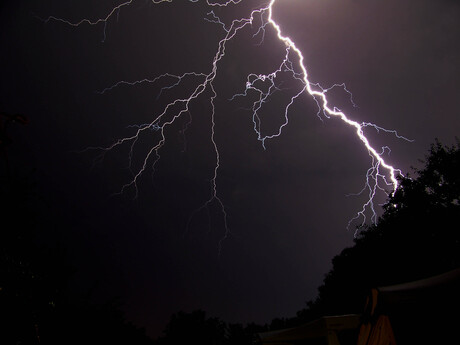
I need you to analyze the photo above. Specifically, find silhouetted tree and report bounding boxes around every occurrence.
[156,311,273,345]
[156,310,227,345]
[0,110,70,344]
[228,322,269,345]
[152,140,460,342]
[302,139,460,318]
[39,299,154,345]
[0,112,154,345]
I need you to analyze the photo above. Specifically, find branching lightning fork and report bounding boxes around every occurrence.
[45,0,411,245]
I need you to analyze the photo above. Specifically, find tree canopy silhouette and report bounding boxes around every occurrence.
[0,112,154,345]
[153,139,460,342]
[155,310,268,345]
[303,139,460,319]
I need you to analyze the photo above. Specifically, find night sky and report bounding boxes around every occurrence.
[1,0,459,338]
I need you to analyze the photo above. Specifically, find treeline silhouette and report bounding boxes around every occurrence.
[155,310,268,345]
[1,122,458,344]
[305,138,460,319]
[0,114,153,344]
[153,139,460,344]
[0,178,154,344]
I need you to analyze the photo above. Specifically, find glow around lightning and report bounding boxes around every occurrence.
[45,0,410,240]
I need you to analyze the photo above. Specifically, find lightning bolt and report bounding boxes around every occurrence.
[43,0,411,247]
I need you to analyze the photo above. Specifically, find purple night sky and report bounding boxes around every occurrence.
[1,0,459,337]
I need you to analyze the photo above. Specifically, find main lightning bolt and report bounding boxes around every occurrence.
[43,0,410,246]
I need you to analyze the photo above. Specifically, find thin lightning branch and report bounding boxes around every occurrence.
[46,0,411,247]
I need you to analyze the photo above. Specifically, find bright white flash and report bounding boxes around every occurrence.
[44,0,411,243]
